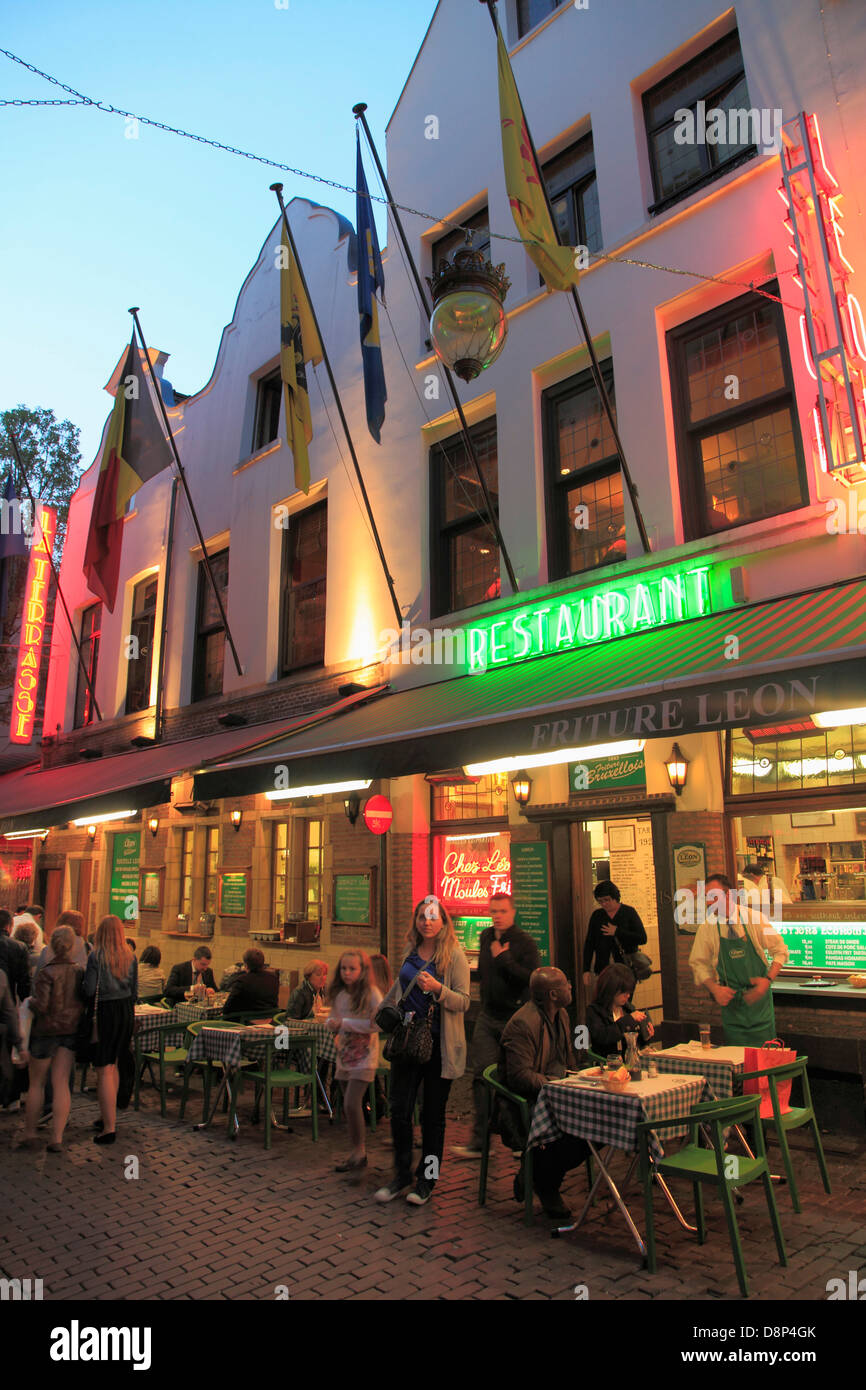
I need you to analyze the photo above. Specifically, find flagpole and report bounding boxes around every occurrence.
[480,0,651,555]
[153,475,179,741]
[4,428,103,722]
[353,104,521,597]
[129,309,244,678]
[270,183,404,630]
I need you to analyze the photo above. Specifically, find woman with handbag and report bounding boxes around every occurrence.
[374,896,470,1207]
[582,880,649,987]
[585,963,654,1058]
[82,915,138,1146]
[18,926,84,1152]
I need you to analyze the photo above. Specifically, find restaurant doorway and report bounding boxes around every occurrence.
[573,814,664,1029]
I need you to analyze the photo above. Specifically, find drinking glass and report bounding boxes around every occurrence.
[606,1053,620,1072]
[699,1022,711,1049]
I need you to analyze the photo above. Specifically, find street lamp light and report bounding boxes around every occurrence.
[428,239,510,382]
[665,743,690,796]
[511,770,533,808]
[230,808,243,832]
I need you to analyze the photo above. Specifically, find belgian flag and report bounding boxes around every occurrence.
[280,225,323,494]
[83,334,173,611]
[356,131,387,443]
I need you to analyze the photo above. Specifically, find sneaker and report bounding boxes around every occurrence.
[450,1144,483,1160]
[513,1171,525,1203]
[374,1178,410,1203]
[406,1178,434,1206]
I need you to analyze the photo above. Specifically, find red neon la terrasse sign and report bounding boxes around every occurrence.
[10,504,56,745]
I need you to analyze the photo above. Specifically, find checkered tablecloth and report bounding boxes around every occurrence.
[652,1045,745,1099]
[528,1072,708,1160]
[175,996,228,1025]
[279,1018,337,1067]
[133,1006,182,1053]
[185,1024,276,1071]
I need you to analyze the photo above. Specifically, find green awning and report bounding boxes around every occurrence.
[193,578,866,799]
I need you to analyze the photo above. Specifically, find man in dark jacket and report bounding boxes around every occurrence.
[0,909,30,1003]
[164,946,218,1002]
[223,949,279,1019]
[500,967,589,1220]
[452,892,539,1160]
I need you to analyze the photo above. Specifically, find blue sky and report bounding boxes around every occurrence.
[1,0,437,469]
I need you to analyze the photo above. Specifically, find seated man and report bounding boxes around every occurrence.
[223,948,279,1019]
[499,967,589,1221]
[165,946,218,1002]
[286,959,328,1018]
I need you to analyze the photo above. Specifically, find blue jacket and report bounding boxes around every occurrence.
[84,950,138,1003]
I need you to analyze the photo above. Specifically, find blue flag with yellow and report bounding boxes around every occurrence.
[356,132,387,443]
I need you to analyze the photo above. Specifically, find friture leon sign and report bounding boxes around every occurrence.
[10,504,56,745]
[466,563,713,673]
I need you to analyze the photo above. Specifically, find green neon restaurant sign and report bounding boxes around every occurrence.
[466,564,715,673]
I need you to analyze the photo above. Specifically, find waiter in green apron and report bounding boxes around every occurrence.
[688,872,788,1045]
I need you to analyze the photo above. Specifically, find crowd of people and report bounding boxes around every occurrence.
[2,868,784,1219]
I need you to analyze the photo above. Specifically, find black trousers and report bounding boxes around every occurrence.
[388,1038,452,1186]
[532,1135,590,1198]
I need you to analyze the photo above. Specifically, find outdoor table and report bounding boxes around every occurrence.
[186,1024,326,1136]
[529,1070,709,1256]
[175,994,228,1025]
[133,1005,181,1053]
[652,1043,745,1098]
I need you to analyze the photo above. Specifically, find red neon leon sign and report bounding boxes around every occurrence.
[10,504,56,745]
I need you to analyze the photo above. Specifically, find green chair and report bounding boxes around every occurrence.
[740,1055,831,1213]
[637,1094,787,1299]
[231,1034,319,1150]
[479,1064,535,1227]
[133,1018,189,1117]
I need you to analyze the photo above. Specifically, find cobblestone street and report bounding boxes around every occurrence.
[2,1078,863,1303]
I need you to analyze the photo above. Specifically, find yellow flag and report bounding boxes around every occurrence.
[497,28,580,293]
[280,225,324,494]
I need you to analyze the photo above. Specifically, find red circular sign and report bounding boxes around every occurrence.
[363,794,393,835]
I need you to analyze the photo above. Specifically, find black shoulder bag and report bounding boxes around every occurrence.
[377,961,437,1065]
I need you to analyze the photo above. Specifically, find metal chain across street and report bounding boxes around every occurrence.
[1,46,798,308]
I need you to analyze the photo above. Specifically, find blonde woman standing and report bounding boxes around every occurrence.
[83,915,138,1146]
[374,897,469,1207]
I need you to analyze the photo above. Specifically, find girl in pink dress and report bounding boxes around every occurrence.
[326,949,381,1174]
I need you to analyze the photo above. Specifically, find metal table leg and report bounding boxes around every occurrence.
[553,1143,647,1256]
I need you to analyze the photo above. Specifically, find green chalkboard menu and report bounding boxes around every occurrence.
[511,842,551,965]
[218,871,249,918]
[110,831,141,922]
[453,915,490,956]
[779,921,866,972]
[333,874,371,924]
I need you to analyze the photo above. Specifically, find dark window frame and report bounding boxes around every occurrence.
[667,281,809,542]
[542,363,622,581]
[279,501,327,675]
[191,548,229,704]
[643,29,757,215]
[429,419,500,619]
[252,367,282,454]
[541,133,602,262]
[124,575,158,715]
[516,0,568,40]
[431,208,491,276]
[73,602,101,729]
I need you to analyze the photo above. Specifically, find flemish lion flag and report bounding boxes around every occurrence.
[83,334,173,612]
[280,225,324,494]
[497,27,579,293]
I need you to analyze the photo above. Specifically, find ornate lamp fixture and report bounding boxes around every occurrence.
[428,238,510,382]
[511,770,533,808]
[665,743,690,796]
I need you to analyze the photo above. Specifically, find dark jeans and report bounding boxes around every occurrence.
[532,1135,590,1199]
[468,1010,509,1148]
[389,1038,452,1186]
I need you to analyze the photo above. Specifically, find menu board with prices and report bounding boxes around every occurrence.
[779,921,866,972]
[511,842,551,965]
[333,873,371,924]
[608,819,661,1010]
[218,871,249,917]
[453,915,490,957]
